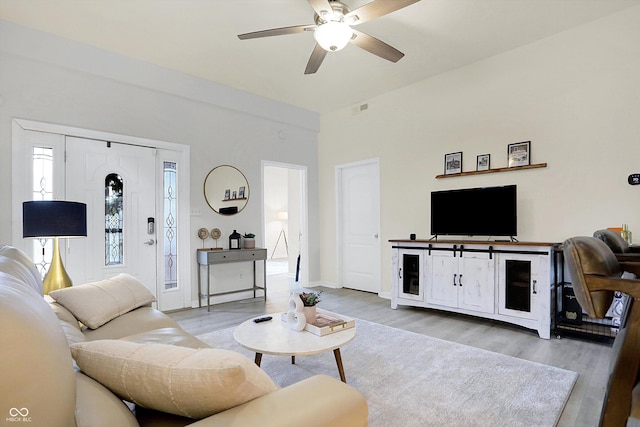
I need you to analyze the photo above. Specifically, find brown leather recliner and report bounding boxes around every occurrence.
[563,236,640,427]
[594,229,640,262]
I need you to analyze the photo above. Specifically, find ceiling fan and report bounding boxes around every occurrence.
[237,0,421,74]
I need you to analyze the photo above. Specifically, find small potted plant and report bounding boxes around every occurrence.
[299,290,322,321]
[243,233,255,249]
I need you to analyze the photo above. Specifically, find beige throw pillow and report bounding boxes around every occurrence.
[49,273,156,329]
[70,340,279,419]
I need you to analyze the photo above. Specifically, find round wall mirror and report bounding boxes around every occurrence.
[204,165,249,215]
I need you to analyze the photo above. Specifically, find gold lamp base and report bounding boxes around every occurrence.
[43,237,73,295]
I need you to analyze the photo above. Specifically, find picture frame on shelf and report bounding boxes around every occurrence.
[476,154,490,171]
[238,186,245,199]
[444,152,463,175]
[224,189,231,200]
[507,141,531,167]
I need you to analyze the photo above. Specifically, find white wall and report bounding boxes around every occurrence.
[318,6,640,293]
[0,20,321,301]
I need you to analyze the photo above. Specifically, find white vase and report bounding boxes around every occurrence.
[302,305,317,323]
[244,238,255,249]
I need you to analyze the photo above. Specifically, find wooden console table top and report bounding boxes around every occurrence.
[389,239,558,247]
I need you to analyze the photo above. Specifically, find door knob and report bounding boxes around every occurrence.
[144,239,155,246]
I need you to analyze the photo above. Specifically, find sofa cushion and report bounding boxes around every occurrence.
[48,298,82,330]
[61,320,87,346]
[70,340,279,419]
[50,273,156,329]
[75,371,139,427]
[120,327,210,349]
[0,245,44,295]
[82,306,181,341]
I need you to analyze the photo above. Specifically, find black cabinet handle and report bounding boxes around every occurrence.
[459,274,463,287]
[453,273,457,286]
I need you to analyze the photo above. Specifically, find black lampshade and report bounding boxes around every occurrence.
[23,201,87,238]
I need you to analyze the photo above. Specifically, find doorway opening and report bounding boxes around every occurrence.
[262,162,308,294]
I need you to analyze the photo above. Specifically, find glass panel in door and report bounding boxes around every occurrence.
[505,259,531,312]
[402,253,420,296]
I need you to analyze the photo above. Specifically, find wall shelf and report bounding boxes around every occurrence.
[435,163,547,179]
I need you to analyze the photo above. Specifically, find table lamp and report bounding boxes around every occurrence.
[23,201,87,294]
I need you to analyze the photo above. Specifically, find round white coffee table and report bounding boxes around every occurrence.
[234,314,356,383]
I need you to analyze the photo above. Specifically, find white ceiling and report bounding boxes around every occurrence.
[1,0,638,113]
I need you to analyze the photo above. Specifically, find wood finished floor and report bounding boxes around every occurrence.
[170,274,611,426]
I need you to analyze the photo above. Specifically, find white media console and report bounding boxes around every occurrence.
[390,240,557,339]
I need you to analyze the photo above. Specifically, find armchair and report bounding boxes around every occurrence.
[563,236,640,427]
[593,229,640,262]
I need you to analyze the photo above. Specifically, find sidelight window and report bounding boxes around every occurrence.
[163,161,178,290]
[30,147,54,277]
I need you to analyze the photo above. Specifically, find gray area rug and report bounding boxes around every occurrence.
[197,320,577,427]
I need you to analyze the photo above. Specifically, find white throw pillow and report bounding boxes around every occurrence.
[70,340,279,419]
[49,273,156,329]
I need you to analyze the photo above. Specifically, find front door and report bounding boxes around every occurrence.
[64,137,158,301]
[337,159,381,293]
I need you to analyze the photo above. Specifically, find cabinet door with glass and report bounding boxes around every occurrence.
[497,254,542,320]
[397,249,425,301]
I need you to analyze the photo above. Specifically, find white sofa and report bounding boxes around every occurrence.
[0,245,368,427]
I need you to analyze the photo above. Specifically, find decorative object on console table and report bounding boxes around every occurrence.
[229,230,241,250]
[22,200,87,294]
[476,154,490,171]
[210,228,222,250]
[197,227,209,247]
[507,141,531,167]
[444,151,462,175]
[244,233,256,249]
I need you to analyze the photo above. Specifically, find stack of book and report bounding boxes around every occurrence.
[282,309,355,336]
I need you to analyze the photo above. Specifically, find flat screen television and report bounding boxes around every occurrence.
[430,185,517,237]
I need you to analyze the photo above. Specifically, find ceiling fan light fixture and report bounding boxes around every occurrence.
[314,21,352,52]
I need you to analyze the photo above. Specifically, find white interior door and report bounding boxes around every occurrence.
[338,159,381,293]
[64,137,158,299]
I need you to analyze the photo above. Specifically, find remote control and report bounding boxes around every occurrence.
[253,316,272,323]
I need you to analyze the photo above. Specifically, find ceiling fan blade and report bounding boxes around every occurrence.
[304,44,328,74]
[238,24,316,40]
[345,0,420,26]
[307,0,334,20]
[350,29,404,62]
